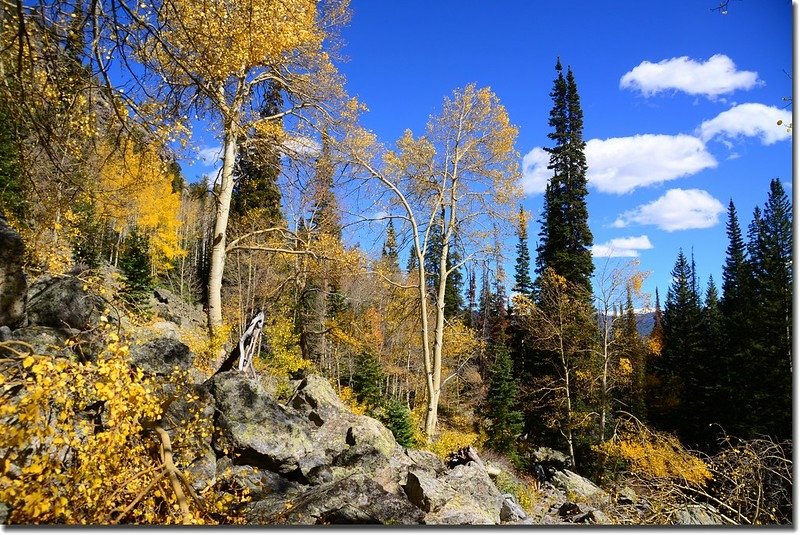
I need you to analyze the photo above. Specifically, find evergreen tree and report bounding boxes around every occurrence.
[719,200,753,438]
[750,180,792,438]
[425,212,463,318]
[621,285,647,419]
[513,205,534,296]
[232,82,283,223]
[535,59,593,298]
[351,351,384,410]
[485,342,523,455]
[382,218,400,272]
[381,399,414,447]
[119,228,154,310]
[0,100,24,222]
[406,244,418,274]
[652,249,702,437]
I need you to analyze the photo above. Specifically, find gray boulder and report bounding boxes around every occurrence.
[500,494,527,521]
[673,504,723,525]
[2,326,100,361]
[131,337,195,376]
[150,287,206,328]
[403,470,455,513]
[551,470,609,504]
[216,457,305,501]
[250,473,425,525]
[288,374,348,426]
[427,462,505,525]
[26,276,101,330]
[209,371,313,476]
[0,216,26,329]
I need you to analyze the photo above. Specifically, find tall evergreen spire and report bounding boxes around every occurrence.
[535,59,593,297]
[382,218,400,272]
[513,205,534,296]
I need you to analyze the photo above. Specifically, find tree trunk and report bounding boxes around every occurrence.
[206,124,237,332]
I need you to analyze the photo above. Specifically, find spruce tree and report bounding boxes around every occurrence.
[382,218,400,272]
[653,249,702,436]
[750,180,792,438]
[485,342,523,455]
[621,285,647,419]
[232,82,283,224]
[119,228,154,311]
[352,351,384,410]
[535,59,593,298]
[719,200,753,438]
[381,399,414,447]
[513,206,534,296]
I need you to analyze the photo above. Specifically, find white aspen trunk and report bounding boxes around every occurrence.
[206,123,237,332]
[416,249,437,439]
[426,231,449,438]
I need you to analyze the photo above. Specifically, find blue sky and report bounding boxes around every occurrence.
[187,0,793,308]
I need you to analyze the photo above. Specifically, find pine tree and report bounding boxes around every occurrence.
[535,59,593,298]
[485,342,523,455]
[719,200,753,438]
[406,244,418,274]
[513,205,534,296]
[750,180,792,438]
[425,212,463,318]
[382,218,400,272]
[119,228,154,310]
[621,285,647,419]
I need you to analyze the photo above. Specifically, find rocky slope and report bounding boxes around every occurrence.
[0,220,725,525]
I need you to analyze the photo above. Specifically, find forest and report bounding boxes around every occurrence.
[0,0,792,526]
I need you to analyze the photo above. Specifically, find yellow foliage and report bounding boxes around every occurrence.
[153,0,320,81]
[442,320,483,361]
[259,315,312,377]
[593,418,711,486]
[0,324,202,524]
[336,385,367,416]
[181,323,233,376]
[95,140,185,272]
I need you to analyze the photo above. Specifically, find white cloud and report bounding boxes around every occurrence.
[282,135,322,157]
[198,145,222,167]
[698,103,792,145]
[592,235,654,257]
[520,147,551,195]
[586,135,717,194]
[521,135,717,196]
[620,54,760,98]
[613,188,725,232]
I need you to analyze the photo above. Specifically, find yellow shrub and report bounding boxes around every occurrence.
[336,385,367,416]
[258,315,312,377]
[182,323,233,376]
[429,428,483,459]
[0,325,196,523]
[593,418,711,486]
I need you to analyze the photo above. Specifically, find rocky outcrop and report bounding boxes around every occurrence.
[0,216,26,329]
[26,276,102,331]
[672,504,723,525]
[131,337,196,376]
[551,469,610,504]
[209,371,313,477]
